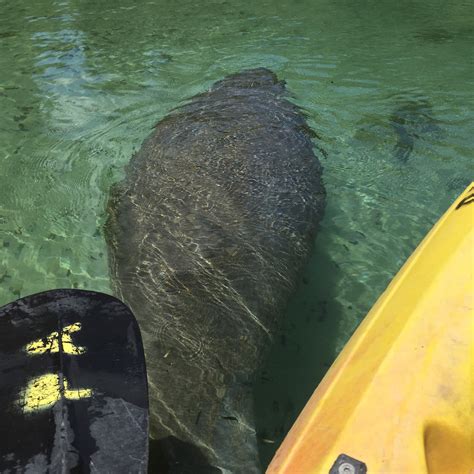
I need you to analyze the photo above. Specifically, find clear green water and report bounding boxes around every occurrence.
[1,0,472,468]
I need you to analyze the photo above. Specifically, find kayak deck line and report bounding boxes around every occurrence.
[267,182,474,473]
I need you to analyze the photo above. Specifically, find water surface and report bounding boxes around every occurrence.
[0,0,472,468]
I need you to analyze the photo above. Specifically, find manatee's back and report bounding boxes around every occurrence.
[106,69,325,472]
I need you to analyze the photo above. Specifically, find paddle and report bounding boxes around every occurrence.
[0,289,149,473]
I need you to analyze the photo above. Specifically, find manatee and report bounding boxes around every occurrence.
[105,68,325,473]
[389,97,443,163]
[413,27,454,43]
[353,95,443,165]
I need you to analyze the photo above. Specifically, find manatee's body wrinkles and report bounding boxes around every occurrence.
[106,68,325,473]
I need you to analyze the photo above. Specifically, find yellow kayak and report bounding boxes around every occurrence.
[267,183,474,474]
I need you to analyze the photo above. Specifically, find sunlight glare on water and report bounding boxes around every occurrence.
[0,0,472,468]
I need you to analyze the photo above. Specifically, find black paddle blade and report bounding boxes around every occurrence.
[0,289,149,473]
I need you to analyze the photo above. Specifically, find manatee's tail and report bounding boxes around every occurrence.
[147,380,262,474]
[392,124,415,163]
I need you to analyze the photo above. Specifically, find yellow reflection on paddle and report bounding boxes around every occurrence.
[25,322,86,355]
[22,373,93,413]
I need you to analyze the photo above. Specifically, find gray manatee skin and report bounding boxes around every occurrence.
[105,68,325,473]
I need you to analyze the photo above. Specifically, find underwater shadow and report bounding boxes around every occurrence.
[148,436,222,473]
[253,237,346,469]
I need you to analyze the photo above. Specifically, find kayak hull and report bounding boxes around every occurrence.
[268,183,474,473]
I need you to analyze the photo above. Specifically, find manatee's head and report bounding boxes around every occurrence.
[212,67,285,92]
